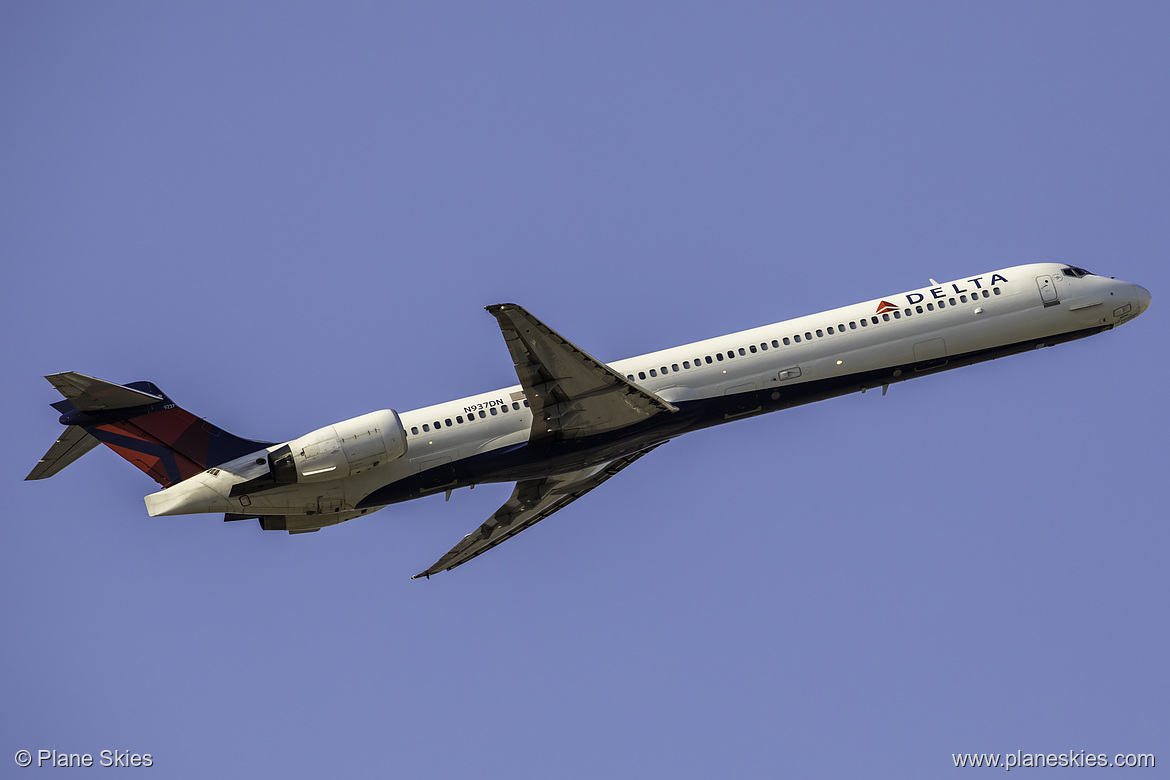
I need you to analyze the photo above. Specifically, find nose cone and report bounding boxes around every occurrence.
[1133,284,1152,316]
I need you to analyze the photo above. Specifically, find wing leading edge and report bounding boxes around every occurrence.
[413,442,667,579]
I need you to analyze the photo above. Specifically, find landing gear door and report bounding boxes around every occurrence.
[1036,275,1059,307]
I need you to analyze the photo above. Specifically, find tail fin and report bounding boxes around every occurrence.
[27,372,273,487]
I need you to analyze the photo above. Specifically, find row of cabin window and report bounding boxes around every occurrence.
[779,287,1002,345]
[624,287,1002,381]
[410,399,531,435]
[626,343,781,381]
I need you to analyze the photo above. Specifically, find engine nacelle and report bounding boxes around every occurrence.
[268,409,406,484]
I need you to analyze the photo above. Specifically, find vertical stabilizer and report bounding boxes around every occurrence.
[29,373,273,486]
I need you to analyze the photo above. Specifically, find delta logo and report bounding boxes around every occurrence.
[881,272,1010,311]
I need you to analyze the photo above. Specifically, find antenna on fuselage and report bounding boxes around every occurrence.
[929,278,939,285]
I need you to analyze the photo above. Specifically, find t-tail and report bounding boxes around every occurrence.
[26,372,272,485]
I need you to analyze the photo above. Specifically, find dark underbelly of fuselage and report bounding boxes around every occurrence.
[356,324,1108,509]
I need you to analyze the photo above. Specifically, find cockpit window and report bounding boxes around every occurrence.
[1061,266,1094,278]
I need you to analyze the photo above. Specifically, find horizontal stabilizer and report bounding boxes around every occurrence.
[32,371,274,487]
[25,425,101,480]
[45,371,163,411]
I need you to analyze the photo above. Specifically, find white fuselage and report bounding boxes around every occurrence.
[145,263,1150,525]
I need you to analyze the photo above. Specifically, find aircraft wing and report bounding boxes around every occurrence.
[487,303,677,441]
[25,425,101,481]
[413,442,666,579]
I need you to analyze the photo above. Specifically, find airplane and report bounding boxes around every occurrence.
[27,263,1150,578]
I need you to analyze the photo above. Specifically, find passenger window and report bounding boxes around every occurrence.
[849,322,857,330]
[882,314,890,322]
[926,303,934,311]
[804,332,812,340]
[490,407,498,415]
[672,363,680,371]
[683,361,690,369]
[949,298,956,306]
[433,421,441,429]
[916,306,923,314]
[815,329,823,337]
[726,351,734,359]
[457,416,464,423]
[411,426,418,435]
[445,418,452,426]
[994,287,1001,295]
[738,348,745,356]
[705,356,713,364]
[871,316,879,324]
[750,345,758,353]
[783,337,791,345]
[716,353,724,361]
[982,290,990,298]
[838,324,845,332]
[511,403,519,411]
[938,300,946,309]
[793,335,801,343]
[960,294,968,303]
[771,340,779,348]
[661,366,668,374]
[523,400,529,407]
[859,319,867,327]
[649,369,657,377]
[827,327,834,335]
[893,311,901,319]
[422,424,430,432]
[479,410,486,418]
[638,371,646,380]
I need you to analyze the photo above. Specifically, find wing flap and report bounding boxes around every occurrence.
[25,425,102,480]
[487,304,676,441]
[413,442,666,578]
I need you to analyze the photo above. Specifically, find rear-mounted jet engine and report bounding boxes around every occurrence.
[231,409,407,497]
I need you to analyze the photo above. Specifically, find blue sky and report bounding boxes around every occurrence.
[2,3,1166,777]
